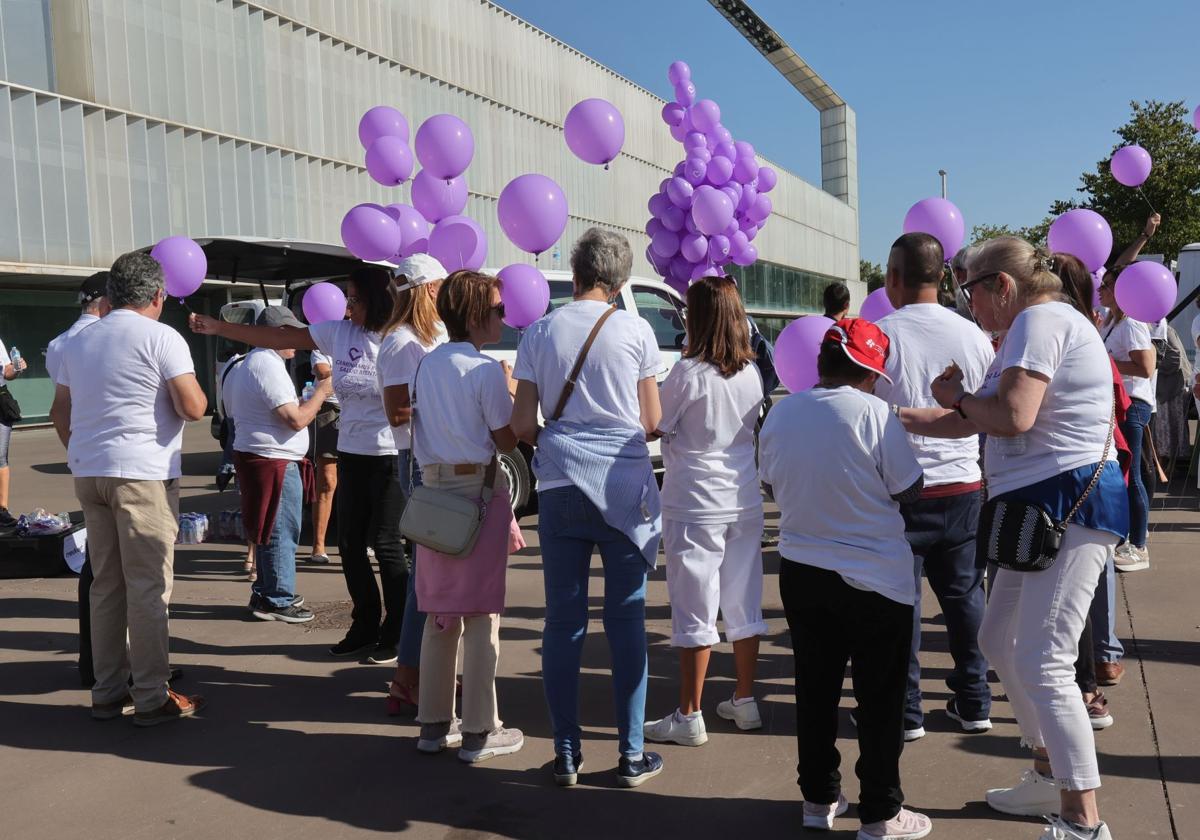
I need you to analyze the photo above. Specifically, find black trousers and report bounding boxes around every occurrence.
[780,560,913,825]
[336,452,407,646]
[78,554,94,687]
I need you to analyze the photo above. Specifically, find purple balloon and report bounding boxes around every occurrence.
[666,276,690,297]
[645,217,665,239]
[674,81,697,107]
[691,185,735,236]
[660,205,685,233]
[708,234,731,262]
[684,156,708,186]
[729,229,749,258]
[428,215,487,272]
[738,184,759,214]
[648,192,672,217]
[302,282,348,325]
[1115,261,1177,322]
[667,61,691,86]
[903,197,965,262]
[757,166,778,193]
[383,204,431,259]
[341,204,401,262]
[358,106,409,150]
[1047,209,1113,273]
[744,224,760,243]
[684,131,707,151]
[565,98,625,165]
[659,177,672,192]
[365,136,414,186]
[669,256,692,281]
[691,262,720,281]
[690,99,721,133]
[733,156,759,184]
[690,146,712,164]
[680,233,708,262]
[1110,145,1152,188]
[683,213,699,235]
[714,141,737,161]
[651,229,681,259]
[410,170,467,223]
[748,193,773,224]
[498,263,551,329]
[498,175,568,255]
[734,140,756,161]
[646,245,671,277]
[414,114,474,180]
[669,123,689,143]
[150,236,207,298]
[859,288,896,323]
[712,125,733,146]
[706,156,734,187]
[732,242,758,266]
[775,315,834,392]
[720,186,739,206]
[667,176,694,209]
[722,218,740,238]
[662,102,686,127]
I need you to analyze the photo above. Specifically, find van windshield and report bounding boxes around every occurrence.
[217,305,259,362]
[495,280,576,350]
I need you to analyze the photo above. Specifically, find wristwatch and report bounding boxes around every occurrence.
[952,392,968,419]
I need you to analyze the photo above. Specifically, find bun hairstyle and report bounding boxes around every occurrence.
[970,236,1063,301]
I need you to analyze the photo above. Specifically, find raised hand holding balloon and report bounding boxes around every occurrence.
[151,236,207,309]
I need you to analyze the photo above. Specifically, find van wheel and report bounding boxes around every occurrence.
[498,447,533,517]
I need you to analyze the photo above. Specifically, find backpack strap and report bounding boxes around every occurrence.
[550,306,617,422]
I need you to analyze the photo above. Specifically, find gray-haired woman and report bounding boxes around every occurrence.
[511,228,666,788]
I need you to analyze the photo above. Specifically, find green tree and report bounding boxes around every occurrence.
[1055,100,1200,264]
[860,259,885,292]
[970,219,1050,248]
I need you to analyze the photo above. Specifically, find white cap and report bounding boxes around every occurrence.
[393,254,448,291]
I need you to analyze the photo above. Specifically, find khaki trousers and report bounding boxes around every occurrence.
[416,613,501,734]
[75,477,179,712]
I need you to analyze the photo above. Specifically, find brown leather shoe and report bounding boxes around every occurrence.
[1096,661,1125,686]
[133,688,206,727]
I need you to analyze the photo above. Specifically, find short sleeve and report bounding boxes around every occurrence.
[657,361,693,434]
[0,338,9,367]
[876,406,923,495]
[157,328,195,381]
[1127,319,1153,352]
[999,309,1065,380]
[255,356,298,410]
[637,319,666,380]
[478,361,514,431]
[311,349,330,368]
[377,332,422,388]
[56,347,71,388]
[512,324,541,383]
[307,320,338,357]
[758,407,782,487]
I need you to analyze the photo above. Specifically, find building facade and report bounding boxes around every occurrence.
[0,0,860,419]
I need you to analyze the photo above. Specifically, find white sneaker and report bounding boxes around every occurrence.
[803,792,848,829]
[643,708,708,746]
[849,710,924,742]
[1114,543,1149,572]
[1039,816,1113,839]
[857,807,932,839]
[716,695,763,730]
[986,769,1063,816]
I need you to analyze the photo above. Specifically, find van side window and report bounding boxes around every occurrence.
[630,286,686,350]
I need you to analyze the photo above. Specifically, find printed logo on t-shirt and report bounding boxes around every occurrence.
[348,346,363,362]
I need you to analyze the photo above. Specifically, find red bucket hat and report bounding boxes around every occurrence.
[824,318,893,383]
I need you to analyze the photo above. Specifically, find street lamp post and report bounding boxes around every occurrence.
[938,169,947,199]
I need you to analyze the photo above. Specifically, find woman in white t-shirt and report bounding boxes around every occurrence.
[405,270,525,763]
[377,253,448,716]
[642,276,766,748]
[1098,275,1155,570]
[0,335,28,527]
[307,347,338,565]
[905,237,1126,840]
[191,266,408,663]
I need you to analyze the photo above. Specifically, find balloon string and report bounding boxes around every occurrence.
[178,297,193,313]
[1137,187,1157,214]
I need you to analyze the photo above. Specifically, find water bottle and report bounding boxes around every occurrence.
[58,511,72,532]
[9,346,21,370]
[302,380,315,402]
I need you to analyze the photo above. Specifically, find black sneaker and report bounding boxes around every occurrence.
[329,635,377,657]
[554,751,584,787]
[366,644,398,665]
[252,603,315,624]
[0,507,16,528]
[617,752,664,788]
[250,593,304,611]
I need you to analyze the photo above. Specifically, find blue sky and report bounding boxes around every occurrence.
[497,0,1200,267]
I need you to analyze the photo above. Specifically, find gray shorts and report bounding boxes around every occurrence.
[312,403,340,461]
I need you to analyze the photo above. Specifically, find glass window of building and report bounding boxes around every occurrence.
[1,0,54,90]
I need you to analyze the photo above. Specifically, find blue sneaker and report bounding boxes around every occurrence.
[553,751,583,787]
[617,752,664,788]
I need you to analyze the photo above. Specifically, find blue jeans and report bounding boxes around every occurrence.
[538,485,649,759]
[902,492,991,728]
[395,449,424,668]
[252,461,302,608]
[1089,547,1124,663]
[1121,398,1152,548]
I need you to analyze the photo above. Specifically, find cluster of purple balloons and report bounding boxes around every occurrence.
[644,61,777,294]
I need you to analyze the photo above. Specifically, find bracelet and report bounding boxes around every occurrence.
[952,392,968,419]
[890,403,901,418]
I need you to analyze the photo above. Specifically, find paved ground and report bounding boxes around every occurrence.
[0,423,1194,839]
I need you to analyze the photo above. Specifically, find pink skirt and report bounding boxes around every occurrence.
[415,495,526,618]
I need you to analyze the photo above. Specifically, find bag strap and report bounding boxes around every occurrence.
[1060,397,1116,528]
[219,354,247,417]
[406,354,427,489]
[550,305,617,422]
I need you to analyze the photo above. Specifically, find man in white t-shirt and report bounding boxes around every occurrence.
[49,252,208,727]
[875,232,996,739]
[225,306,331,623]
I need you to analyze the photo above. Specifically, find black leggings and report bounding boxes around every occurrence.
[336,452,407,646]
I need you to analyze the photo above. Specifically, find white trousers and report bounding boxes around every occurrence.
[663,515,767,648]
[978,524,1117,791]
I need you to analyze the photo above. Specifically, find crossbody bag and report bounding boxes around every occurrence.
[399,355,499,557]
[977,398,1115,572]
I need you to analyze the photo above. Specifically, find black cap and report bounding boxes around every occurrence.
[80,272,109,305]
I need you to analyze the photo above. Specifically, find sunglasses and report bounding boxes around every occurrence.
[491,303,506,319]
[959,271,1001,304]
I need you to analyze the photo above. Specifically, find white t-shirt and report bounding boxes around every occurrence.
[659,357,763,523]
[310,350,339,406]
[376,325,447,451]
[875,303,994,486]
[410,342,513,466]
[978,302,1116,497]
[59,309,195,480]
[0,337,10,368]
[514,299,665,490]
[759,386,922,605]
[224,348,308,460]
[307,320,395,456]
[46,313,100,385]
[1190,311,1200,370]
[1102,316,1155,406]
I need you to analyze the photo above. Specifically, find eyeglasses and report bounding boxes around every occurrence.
[345,295,359,306]
[959,272,1001,304]
[491,303,506,319]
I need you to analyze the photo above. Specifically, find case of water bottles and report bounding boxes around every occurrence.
[213,508,245,542]
[176,512,209,545]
